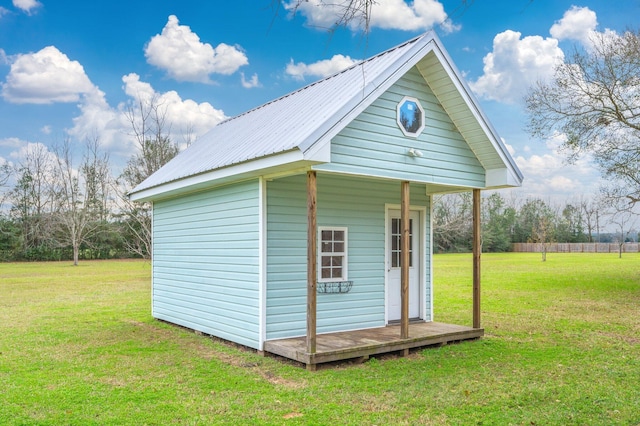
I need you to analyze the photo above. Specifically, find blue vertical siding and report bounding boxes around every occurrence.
[266,173,431,340]
[315,66,485,187]
[152,180,261,349]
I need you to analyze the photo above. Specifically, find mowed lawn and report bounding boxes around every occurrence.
[0,254,638,425]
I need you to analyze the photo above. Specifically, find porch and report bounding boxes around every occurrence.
[264,322,484,370]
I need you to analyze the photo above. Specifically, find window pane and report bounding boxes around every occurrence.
[334,230,344,241]
[321,268,331,278]
[321,242,332,253]
[321,230,332,240]
[334,242,344,252]
[331,256,342,267]
[332,267,342,278]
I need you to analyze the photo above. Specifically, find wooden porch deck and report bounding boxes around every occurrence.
[264,322,483,370]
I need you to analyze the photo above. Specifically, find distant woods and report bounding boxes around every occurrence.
[432,192,637,254]
[0,96,181,263]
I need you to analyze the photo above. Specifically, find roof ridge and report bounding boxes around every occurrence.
[217,33,426,126]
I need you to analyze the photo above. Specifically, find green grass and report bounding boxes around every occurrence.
[0,254,638,425]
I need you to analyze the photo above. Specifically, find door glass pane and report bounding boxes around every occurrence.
[391,217,413,268]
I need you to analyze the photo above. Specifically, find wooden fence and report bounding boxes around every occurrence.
[512,243,640,253]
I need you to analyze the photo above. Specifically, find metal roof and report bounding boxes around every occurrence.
[130,31,522,201]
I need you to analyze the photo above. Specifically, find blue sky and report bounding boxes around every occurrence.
[1,0,639,201]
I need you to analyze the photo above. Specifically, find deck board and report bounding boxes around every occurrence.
[264,322,483,367]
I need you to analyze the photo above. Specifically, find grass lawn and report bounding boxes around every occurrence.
[0,254,638,425]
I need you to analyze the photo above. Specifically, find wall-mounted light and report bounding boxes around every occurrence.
[408,148,423,157]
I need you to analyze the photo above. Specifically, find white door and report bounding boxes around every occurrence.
[387,209,422,322]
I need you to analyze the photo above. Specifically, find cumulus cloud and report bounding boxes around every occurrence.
[550,6,598,47]
[12,0,41,15]
[510,133,601,198]
[2,46,97,104]
[240,72,260,89]
[69,73,227,153]
[0,137,27,149]
[286,54,358,81]
[469,30,564,104]
[285,0,457,33]
[145,15,248,83]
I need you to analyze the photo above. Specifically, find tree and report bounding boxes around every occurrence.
[482,192,516,252]
[275,0,476,33]
[607,198,638,258]
[275,0,376,32]
[0,162,11,209]
[118,95,180,259]
[514,198,555,260]
[432,192,472,252]
[51,138,111,265]
[8,143,57,255]
[526,30,640,207]
[580,195,604,242]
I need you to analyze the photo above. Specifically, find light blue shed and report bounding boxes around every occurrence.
[130,31,523,368]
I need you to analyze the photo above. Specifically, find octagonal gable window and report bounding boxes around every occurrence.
[396,96,425,137]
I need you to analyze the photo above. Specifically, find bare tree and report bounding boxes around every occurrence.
[274,0,477,33]
[0,162,11,212]
[526,30,640,207]
[432,192,472,252]
[531,214,554,262]
[51,138,111,265]
[607,199,638,258]
[118,95,180,259]
[8,143,57,253]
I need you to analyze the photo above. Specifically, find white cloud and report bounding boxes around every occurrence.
[240,72,261,89]
[40,125,51,135]
[550,6,597,47]
[285,0,457,33]
[469,30,564,104]
[145,15,248,83]
[510,133,601,199]
[370,0,457,32]
[0,137,28,149]
[12,0,41,15]
[0,7,9,19]
[67,86,121,149]
[69,73,227,153]
[286,54,358,81]
[2,46,97,104]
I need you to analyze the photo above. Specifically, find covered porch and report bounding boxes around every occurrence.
[264,322,483,370]
[275,172,483,370]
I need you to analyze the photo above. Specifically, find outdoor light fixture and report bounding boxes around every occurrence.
[408,148,423,157]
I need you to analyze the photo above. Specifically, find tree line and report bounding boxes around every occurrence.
[433,192,637,255]
[0,97,179,264]
[2,24,640,262]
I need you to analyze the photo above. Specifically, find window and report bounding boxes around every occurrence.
[391,218,413,268]
[396,96,425,137]
[319,227,348,282]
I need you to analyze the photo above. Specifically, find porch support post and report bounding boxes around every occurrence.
[401,181,410,339]
[306,171,317,354]
[472,188,481,329]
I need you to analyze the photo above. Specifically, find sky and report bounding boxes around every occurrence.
[1,0,639,203]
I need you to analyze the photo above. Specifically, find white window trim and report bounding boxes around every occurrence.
[396,95,425,138]
[318,226,348,283]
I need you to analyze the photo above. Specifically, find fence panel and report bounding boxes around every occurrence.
[511,243,640,253]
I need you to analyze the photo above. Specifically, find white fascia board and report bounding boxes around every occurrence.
[130,149,308,202]
[485,167,523,189]
[426,43,524,185]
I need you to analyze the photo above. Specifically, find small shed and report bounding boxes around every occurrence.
[130,31,523,369]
